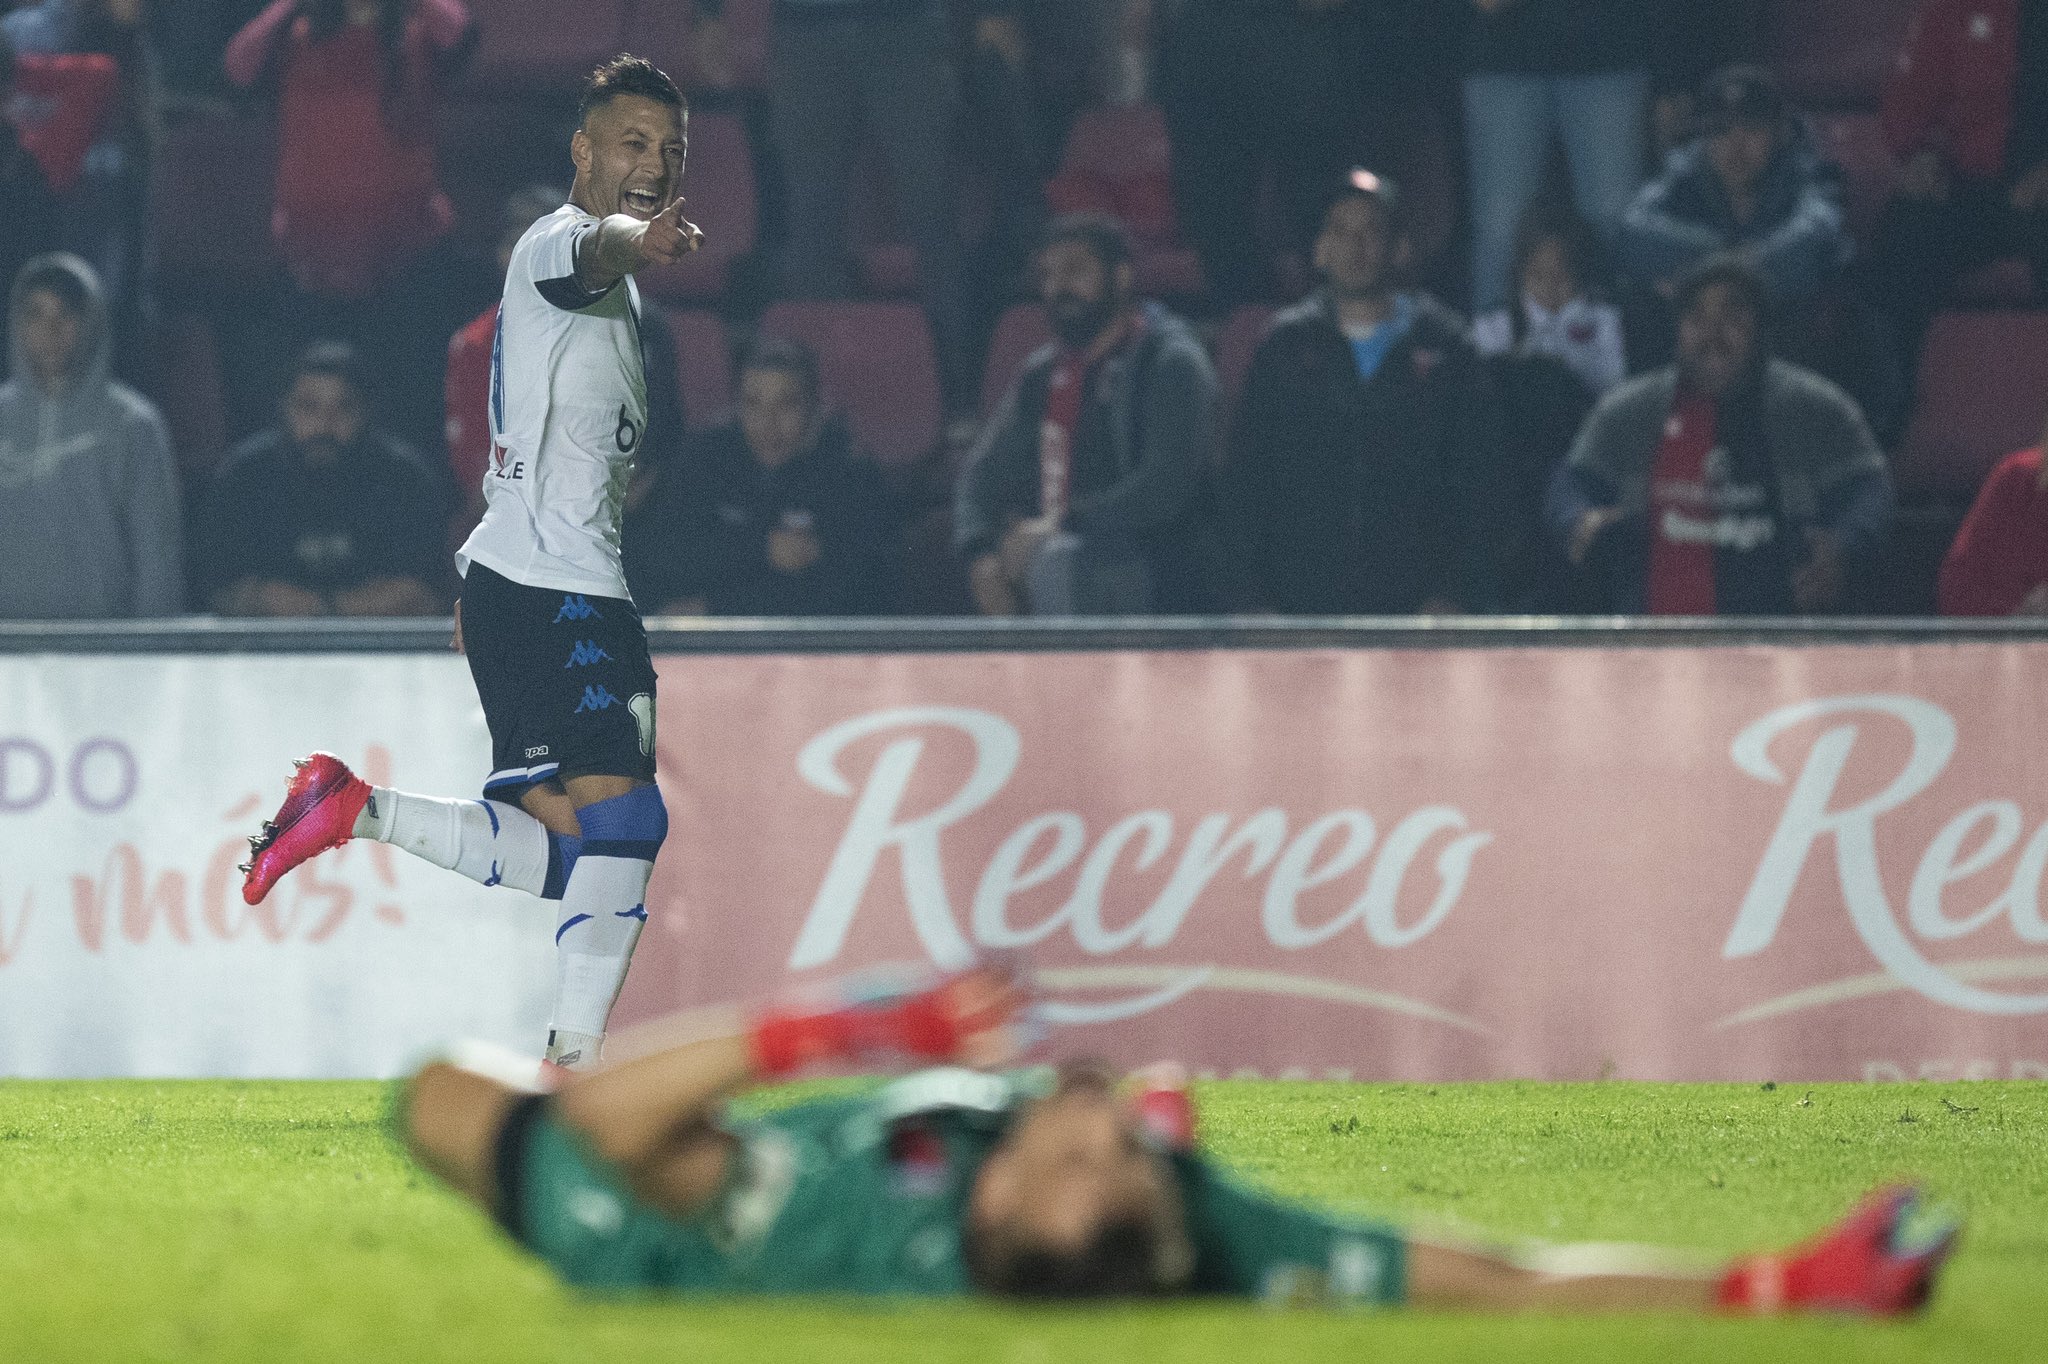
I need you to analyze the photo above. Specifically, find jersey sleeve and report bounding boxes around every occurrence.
[519,210,616,312]
[1175,1154,1408,1306]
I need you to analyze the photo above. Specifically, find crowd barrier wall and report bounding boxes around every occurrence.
[4,618,2047,1081]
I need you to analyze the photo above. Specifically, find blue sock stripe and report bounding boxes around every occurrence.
[541,833,582,900]
[475,801,501,837]
[617,904,647,921]
[580,838,664,861]
[555,913,593,944]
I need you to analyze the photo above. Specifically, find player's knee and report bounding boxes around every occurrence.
[576,782,669,860]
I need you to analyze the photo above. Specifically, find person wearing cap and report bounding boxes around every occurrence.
[1618,66,1848,312]
[1222,171,1504,616]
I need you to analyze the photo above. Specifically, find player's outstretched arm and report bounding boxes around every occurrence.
[400,962,1033,1217]
[576,196,703,294]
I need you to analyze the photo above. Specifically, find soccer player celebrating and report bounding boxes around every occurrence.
[240,55,704,1071]
[397,961,1957,1311]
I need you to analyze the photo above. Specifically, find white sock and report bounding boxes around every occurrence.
[545,1029,603,1071]
[549,853,652,1038]
[353,789,550,895]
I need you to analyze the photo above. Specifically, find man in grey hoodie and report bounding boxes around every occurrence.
[0,252,182,619]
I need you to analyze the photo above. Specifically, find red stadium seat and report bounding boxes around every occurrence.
[1807,112,1901,240]
[1768,0,1920,108]
[659,306,733,429]
[1895,311,2048,497]
[144,313,228,482]
[757,301,943,465]
[462,0,630,88]
[1046,102,1180,247]
[637,111,758,303]
[979,303,1052,415]
[152,112,278,288]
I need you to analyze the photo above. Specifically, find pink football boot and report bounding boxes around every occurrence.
[240,753,373,905]
[1719,1185,1959,1315]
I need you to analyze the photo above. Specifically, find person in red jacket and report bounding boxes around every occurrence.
[226,0,475,301]
[1937,420,2048,615]
[226,0,477,465]
[1860,0,2048,357]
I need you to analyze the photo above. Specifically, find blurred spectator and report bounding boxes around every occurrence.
[443,184,684,545]
[1223,173,1502,615]
[226,0,477,454]
[957,213,1217,616]
[225,0,473,301]
[624,338,897,617]
[1619,67,1847,312]
[1471,208,1626,396]
[1155,0,1445,305]
[1862,0,2048,361]
[205,340,445,617]
[4,0,159,342]
[1550,256,1891,616]
[0,33,65,291]
[694,0,973,411]
[0,252,181,618]
[1938,427,2048,617]
[1473,208,1618,612]
[1460,0,1656,314]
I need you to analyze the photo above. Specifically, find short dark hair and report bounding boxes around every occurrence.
[1512,203,1601,292]
[14,256,92,316]
[290,340,373,404]
[1674,251,1771,324]
[739,335,822,407]
[1324,167,1408,240]
[1040,213,1134,275]
[579,53,685,124]
[963,1213,1175,1300]
[1699,64,1787,133]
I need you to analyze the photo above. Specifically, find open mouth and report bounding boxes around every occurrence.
[623,187,663,216]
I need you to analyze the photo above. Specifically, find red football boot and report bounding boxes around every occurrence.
[1719,1185,1959,1316]
[239,753,373,905]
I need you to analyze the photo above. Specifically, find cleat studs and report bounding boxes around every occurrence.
[292,759,307,770]
[261,821,278,835]
[237,862,252,874]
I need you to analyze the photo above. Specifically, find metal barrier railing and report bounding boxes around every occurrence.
[3,615,2047,654]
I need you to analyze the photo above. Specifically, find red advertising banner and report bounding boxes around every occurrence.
[618,644,2048,1083]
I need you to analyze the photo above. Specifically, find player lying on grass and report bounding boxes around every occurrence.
[399,963,1957,1310]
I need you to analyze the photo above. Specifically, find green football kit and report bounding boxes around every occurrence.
[490,1068,1408,1304]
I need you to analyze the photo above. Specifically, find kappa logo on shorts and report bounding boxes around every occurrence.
[574,684,622,713]
[553,595,602,624]
[564,639,614,668]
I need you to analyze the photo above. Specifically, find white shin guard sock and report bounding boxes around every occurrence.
[354,789,551,895]
[550,853,652,1038]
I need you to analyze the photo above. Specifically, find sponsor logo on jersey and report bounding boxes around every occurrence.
[565,640,614,668]
[616,405,642,454]
[554,595,602,623]
[574,685,622,713]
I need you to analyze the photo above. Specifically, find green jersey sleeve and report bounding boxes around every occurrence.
[1175,1154,1408,1306]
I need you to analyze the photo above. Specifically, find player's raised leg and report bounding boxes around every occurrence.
[239,752,580,907]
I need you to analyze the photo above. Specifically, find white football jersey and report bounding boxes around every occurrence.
[456,205,648,599]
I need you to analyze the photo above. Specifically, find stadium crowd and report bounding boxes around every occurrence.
[4,0,2048,622]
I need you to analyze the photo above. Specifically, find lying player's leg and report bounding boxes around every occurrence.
[1405,1185,1956,1316]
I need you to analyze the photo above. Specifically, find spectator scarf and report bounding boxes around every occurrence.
[1040,312,1143,523]
[1644,394,1720,615]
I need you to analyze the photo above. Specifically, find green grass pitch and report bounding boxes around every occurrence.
[0,1080,2041,1363]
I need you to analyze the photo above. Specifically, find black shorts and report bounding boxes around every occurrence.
[461,562,658,800]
